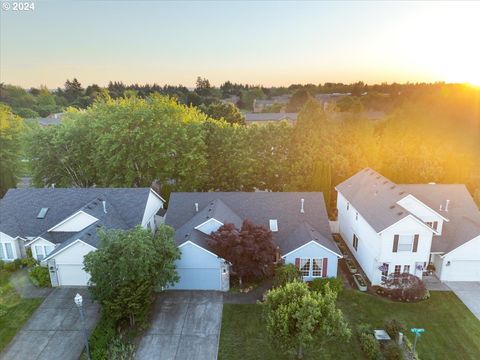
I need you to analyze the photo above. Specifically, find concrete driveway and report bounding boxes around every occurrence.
[1,287,100,360]
[446,282,480,320]
[136,291,223,360]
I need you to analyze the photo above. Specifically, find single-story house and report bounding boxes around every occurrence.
[165,192,341,291]
[0,188,164,286]
[244,112,298,126]
[336,168,480,284]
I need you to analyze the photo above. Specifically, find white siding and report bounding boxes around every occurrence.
[195,218,223,235]
[50,240,96,286]
[0,231,19,261]
[29,237,55,261]
[440,235,480,281]
[397,195,445,234]
[141,190,164,230]
[50,211,98,232]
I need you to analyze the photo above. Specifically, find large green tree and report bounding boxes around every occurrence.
[0,104,24,196]
[200,102,245,125]
[263,281,351,359]
[83,225,180,328]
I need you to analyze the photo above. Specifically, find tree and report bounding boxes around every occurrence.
[0,104,24,196]
[63,78,84,105]
[83,225,180,328]
[195,76,212,97]
[286,89,312,112]
[200,102,245,125]
[263,281,351,359]
[208,220,276,284]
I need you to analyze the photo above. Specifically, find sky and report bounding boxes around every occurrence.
[1,0,480,88]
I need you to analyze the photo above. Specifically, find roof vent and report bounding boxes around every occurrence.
[390,185,396,190]
[397,211,404,216]
[382,180,388,185]
[389,205,395,209]
[37,208,49,219]
[399,191,405,195]
[300,198,305,214]
[102,200,107,214]
[269,220,278,232]
[445,199,450,212]
[195,203,199,212]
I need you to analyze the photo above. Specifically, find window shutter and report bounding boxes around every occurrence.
[295,257,300,268]
[413,235,419,252]
[393,235,399,252]
[322,258,328,277]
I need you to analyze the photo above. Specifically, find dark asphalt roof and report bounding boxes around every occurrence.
[0,188,152,250]
[245,113,298,122]
[165,192,339,256]
[337,169,480,254]
[402,184,480,253]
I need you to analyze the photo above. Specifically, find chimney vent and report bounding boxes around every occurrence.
[195,203,199,212]
[300,198,305,213]
[51,183,55,189]
[445,199,450,212]
[439,204,443,211]
[102,200,107,213]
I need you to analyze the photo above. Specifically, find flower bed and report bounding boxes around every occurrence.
[353,274,367,291]
[346,259,357,274]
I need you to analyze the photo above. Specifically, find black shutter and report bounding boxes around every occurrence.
[393,235,399,252]
[413,234,419,252]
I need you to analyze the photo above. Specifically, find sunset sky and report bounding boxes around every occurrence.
[1,0,479,88]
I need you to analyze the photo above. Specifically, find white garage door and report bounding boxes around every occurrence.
[448,261,480,281]
[57,264,90,286]
[172,268,221,290]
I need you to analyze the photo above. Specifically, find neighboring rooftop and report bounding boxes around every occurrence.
[165,192,339,256]
[245,112,298,123]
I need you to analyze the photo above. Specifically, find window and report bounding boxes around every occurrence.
[381,263,389,282]
[35,245,45,261]
[394,265,402,276]
[37,207,49,219]
[398,235,413,252]
[353,234,359,251]
[269,219,278,232]
[312,258,322,277]
[299,258,311,277]
[0,244,4,259]
[426,221,439,231]
[4,243,14,259]
[347,202,350,211]
[403,265,410,274]
[355,212,359,221]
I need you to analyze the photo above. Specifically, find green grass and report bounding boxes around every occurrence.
[0,270,43,352]
[219,289,480,360]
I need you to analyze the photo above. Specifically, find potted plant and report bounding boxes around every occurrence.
[353,273,367,291]
[346,259,357,274]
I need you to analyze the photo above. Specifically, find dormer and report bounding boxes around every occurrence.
[48,211,99,232]
[194,218,224,235]
[396,195,448,235]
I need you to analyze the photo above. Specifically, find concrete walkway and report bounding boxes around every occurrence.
[1,287,100,360]
[136,291,223,360]
[446,282,480,320]
[423,275,451,291]
[9,269,53,298]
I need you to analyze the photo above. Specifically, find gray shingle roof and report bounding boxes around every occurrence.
[165,192,339,256]
[0,188,151,243]
[337,169,480,254]
[245,113,298,122]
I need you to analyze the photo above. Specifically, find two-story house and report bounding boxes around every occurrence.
[336,168,480,284]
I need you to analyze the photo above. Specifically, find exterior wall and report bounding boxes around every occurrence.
[51,241,95,265]
[195,218,223,235]
[29,237,56,261]
[377,216,433,285]
[432,253,444,278]
[49,241,96,286]
[440,236,480,281]
[283,242,339,281]
[397,195,445,234]
[0,231,20,261]
[337,192,381,283]
[50,211,98,232]
[141,190,164,231]
[169,242,224,290]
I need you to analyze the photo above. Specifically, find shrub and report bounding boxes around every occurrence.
[309,277,343,295]
[383,342,403,360]
[29,266,51,287]
[273,264,302,287]
[89,315,116,360]
[384,319,406,340]
[359,333,381,360]
[356,323,373,337]
[3,261,20,272]
[0,260,4,271]
[380,273,429,302]
[21,257,37,268]
[108,336,135,360]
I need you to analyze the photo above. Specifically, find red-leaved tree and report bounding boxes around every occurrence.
[208,220,276,285]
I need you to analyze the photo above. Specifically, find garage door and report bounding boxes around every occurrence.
[172,268,221,290]
[57,264,90,286]
[448,261,480,281]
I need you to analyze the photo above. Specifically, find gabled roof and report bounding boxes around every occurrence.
[284,221,342,257]
[335,168,415,232]
[166,192,338,255]
[0,188,151,239]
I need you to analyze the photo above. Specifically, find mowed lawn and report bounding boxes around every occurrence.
[219,289,480,360]
[0,270,43,352]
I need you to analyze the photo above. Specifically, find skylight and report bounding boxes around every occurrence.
[37,207,49,219]
[269,219,278,232]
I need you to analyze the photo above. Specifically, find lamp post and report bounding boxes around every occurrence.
[410,328,425,355]
[74,293,91,360]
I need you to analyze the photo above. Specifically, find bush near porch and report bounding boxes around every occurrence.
[219,289,480,360]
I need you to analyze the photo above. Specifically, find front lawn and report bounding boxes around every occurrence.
[219,289,480,360]
[0,270,43,352]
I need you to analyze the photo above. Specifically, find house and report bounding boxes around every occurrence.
[165,192,341,291]
[336,168,480,285]
[253,95,290,113]
[244,112,298,126]
[0,188,164,286]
